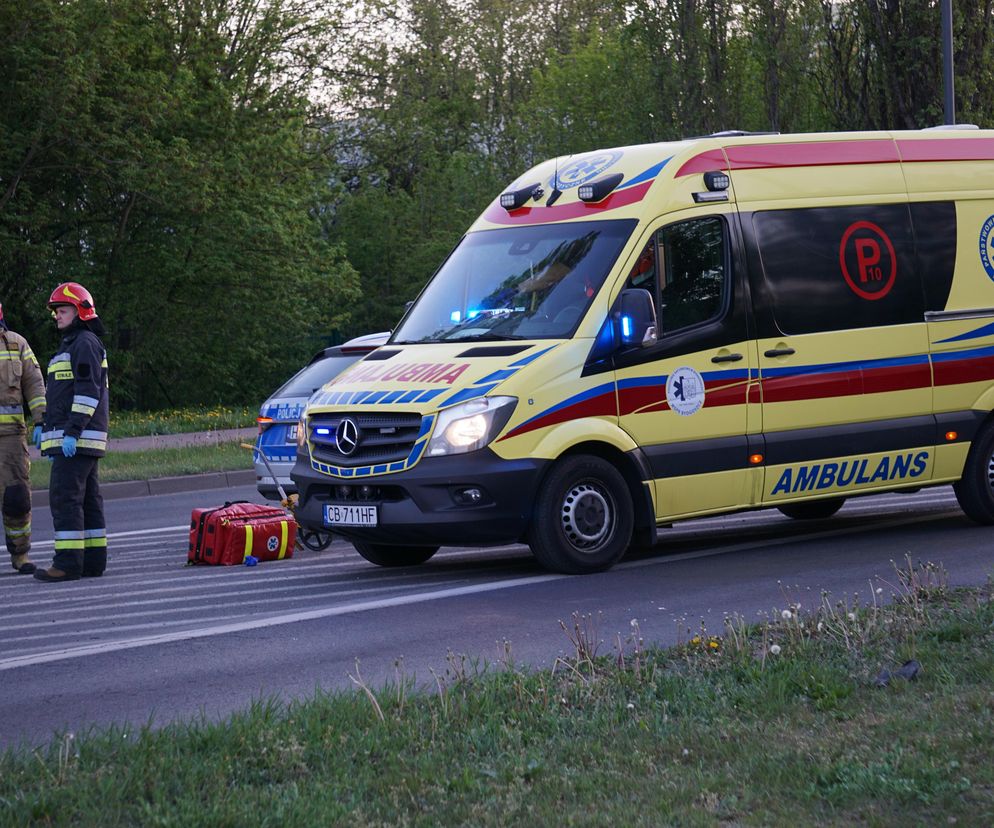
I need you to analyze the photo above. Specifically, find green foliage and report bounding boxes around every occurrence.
[3,0,991,409]
[29,440,250,488]
[0,0,359,409]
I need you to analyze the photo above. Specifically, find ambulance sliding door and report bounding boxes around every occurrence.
[745,204,935,504]
[613,207,762,520]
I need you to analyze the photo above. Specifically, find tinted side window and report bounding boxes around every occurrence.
[625,216,728,336]
[753,205,922,334]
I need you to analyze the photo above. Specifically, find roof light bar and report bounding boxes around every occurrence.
[577,172,624,203]
[499,182,544,211]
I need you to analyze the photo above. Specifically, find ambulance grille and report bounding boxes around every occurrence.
[308,412,424,468]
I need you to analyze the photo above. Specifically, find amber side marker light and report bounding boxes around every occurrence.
[749,453,764,465]
[256,416,273,435]
[945,431,958,441]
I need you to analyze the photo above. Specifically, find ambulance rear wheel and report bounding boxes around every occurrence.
[352,541,439,567]
[777,498,845,520]
[528,455,633,574]
[953,422,994,524]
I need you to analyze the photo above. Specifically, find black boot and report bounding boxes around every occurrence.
[11,553,36,575]
[33,567,81,583]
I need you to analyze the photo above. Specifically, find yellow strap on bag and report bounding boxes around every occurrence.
[243,524,254,561]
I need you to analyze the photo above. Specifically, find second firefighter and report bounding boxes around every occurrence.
[35,282,109,583]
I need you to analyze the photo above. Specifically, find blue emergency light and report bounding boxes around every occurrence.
[314,427,331,436]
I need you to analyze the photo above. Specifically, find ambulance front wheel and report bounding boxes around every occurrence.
[777,497,846,520]
[352,541,439,567]
[953,421,994,524]
[528,455,634,574]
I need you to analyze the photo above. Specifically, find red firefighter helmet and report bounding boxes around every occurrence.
[48,282,98,321]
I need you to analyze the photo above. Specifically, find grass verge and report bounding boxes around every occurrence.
[1,560,991,826]
[108,406,256,438]
[29,442,251,490]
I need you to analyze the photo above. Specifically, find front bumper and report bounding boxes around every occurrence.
[291,448,548,546]
[254,459,295,500]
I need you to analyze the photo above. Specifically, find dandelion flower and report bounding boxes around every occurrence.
[875,587,883,594]
[708,640,719,650]
[847,612,856,621]
[781,609,793,620]
[769,644,782,655]
[626,703,635,710]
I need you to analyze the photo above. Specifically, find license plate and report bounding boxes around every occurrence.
[287,425,298,442]
[324,504,378,527]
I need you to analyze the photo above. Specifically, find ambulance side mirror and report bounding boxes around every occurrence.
[616,288,657,348]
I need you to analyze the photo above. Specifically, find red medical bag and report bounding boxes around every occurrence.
[188,501,296,565]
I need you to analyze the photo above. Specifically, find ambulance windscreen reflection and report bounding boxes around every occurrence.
[392,219,635,343]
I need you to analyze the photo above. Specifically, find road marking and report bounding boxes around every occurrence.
[0,507,963,672]
[29,524,191,549]
[4,578,467,634]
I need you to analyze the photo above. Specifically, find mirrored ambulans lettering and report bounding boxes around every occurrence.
[331,362,470,386]
[770,451,929,495]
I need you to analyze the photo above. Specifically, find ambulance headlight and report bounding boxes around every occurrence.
[426,397,517,456]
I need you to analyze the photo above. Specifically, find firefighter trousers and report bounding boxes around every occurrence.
[50,454,107,576]
[0,433,32,561]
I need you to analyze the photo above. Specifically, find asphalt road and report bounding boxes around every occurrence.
[2,483,992,751]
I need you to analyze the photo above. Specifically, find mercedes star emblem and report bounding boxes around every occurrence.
[335,417,360,456]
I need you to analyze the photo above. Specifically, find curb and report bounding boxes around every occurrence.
[31,469,258,507]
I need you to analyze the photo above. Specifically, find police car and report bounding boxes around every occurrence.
[254,332,389,500]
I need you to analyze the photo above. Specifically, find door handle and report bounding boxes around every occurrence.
[764,347,795,358]
[711,353,743,364]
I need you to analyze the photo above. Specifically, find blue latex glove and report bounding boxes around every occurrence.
[62,435,77,457]
[32,425,42,449]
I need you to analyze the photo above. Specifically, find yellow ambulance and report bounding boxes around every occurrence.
[293,127,994,573]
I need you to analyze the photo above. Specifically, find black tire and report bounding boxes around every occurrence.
[298,528,334,551]
[527,455,633,574]
[777,497,846,520]
[953,421,994,523]
[352,541,439,567]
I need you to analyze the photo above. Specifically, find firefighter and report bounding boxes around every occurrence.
[34,283,109,583]
[0,303,46,574]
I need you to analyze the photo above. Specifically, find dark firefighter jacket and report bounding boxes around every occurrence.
[41,327,109,457]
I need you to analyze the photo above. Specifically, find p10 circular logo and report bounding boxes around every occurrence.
[838,221,897,301]
[979,215,994,282]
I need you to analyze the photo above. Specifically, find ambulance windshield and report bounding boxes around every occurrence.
[392,219,636,343]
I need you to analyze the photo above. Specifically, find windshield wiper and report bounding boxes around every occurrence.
[446,332,525,342]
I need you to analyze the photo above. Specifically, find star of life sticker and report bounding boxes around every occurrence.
[980,214,994,282]
[267,536,279,552]
[666,366,706,416]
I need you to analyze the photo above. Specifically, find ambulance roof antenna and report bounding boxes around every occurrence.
[547,150,563,207]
